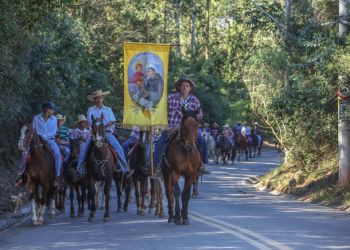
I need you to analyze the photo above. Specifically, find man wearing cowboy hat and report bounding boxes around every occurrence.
[223,124,234,147]
[70,114,91,143]
[241,122,253,158]
[153,77,209,175]
[16,101,62,187]
[210,123,220,139]
[56,114,70,167]
[77,90,128,175]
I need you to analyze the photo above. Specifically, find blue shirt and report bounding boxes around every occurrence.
[33,113,57,140]
[87,105,116,132]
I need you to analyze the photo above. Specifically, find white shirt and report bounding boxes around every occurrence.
[130,126,140,139]
[87,105,116,132]
[241,126,251,136]
[33,113,57,140]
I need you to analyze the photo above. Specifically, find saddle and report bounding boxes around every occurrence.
[161,128,180,169]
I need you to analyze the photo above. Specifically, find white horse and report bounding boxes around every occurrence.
[203,132,216,160]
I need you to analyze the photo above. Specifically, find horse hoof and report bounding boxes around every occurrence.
[148,208,155,214]
[70,212,76,218]
[49,213,55,219]
[174,218,182,225]
[117,208,123,213]
[88,216,94,223]
[32,220,39,226]
[182,219,190,225]
[123,207,128,212]
[140,210,146,216]
[155,210,159,216]
[159,212,165,218]
[38,219,45,226]
[103,216,110,222]
[168,217,174,223]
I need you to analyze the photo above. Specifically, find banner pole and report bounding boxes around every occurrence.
[150,126,154,176]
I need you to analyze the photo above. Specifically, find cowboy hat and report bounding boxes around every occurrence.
[87,89,111,101]
[56,114,66,122]
[175,77,197,92]
[223,124,230,128]
[75,114,88,124]
[203,122,209,127]
[213,123,219,127]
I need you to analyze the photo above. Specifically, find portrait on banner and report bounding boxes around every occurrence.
[128,52,164,108]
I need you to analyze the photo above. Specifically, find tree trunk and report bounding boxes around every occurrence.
[190,0,196,56]
[174,0,181,57]
[205,0,210,60]
[338,0,350,187]
[284,0,292,92]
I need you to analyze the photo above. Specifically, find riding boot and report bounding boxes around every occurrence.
[199,162,210,175]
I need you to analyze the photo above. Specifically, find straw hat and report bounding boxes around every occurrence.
[213,123,219,127]
[87,89,111,101]
[175,77,197,92]
[75,114,88,124]
[56,114,66,122]
[223,124,230,128]
[203,122,209,127]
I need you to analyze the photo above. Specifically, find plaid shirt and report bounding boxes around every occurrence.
[70,128,91,142]
[167,93,202,128]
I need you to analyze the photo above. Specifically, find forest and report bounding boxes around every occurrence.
[0,0,347,210]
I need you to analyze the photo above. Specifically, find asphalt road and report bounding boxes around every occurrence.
[1,149,350,250]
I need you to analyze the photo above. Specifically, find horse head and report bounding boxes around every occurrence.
[180,107,200,152]
[91,114,105,148]
[18,117,33,152]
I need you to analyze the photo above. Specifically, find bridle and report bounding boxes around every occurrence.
[179,116,198,152]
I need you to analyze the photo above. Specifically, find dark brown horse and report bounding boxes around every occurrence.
[162,108,201,225]
[66,139,87,218]
[129,137,164,217]
[18,122,57,226]
[215,134,233,164]
[86,114,116,222]
[234,133,248,161]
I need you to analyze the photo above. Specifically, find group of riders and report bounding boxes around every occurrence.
[15,76,263,189]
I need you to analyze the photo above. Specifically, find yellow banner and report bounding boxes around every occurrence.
[123,42,170,129]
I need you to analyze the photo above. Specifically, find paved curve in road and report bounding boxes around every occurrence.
[1,149,350,250]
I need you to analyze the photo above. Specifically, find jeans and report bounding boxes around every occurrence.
[197,132,208,164]
[47,138,62,177]
[59,145,71,166]
[77,134,127,175]
[122,136,138,157]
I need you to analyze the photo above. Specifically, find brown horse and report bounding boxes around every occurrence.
[252,133,263,158]
[18,122,57,226]
[215,134,233,164]
[162,108,201,225]
[234,133,248,161]
[86,114,116,222]
[66,138,87,218]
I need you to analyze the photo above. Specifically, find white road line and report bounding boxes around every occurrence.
[190,211,292,250]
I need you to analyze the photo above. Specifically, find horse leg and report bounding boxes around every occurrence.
[133,178,142,215]
[29,181,39,226]
[173,180,181,225]
[114,175,123,213]
[103,179,111,222]
[245,149,248,161]
[140,177,148,215]
[123,178,131,212]
[157,179,165,218]
[164,173,174,223]
[88,178,96,222]
[75,184,82,217]
[69,185,75,218]
[149,179,156,215]
[181,175,196,225]
[80,184,86,217]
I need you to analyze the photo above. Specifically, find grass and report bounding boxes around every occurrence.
[259,150,350,209]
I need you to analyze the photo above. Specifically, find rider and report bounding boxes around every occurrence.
[56,114,70,168]
[234,122,243,135]
[210,123,220,139]
[203,122,210,135]
[153,77,209,175]
[253,121,263,146]
[122,125,140,158]
[16,101,62,187]
[241,122,253,156]
[223,124,234,147]
[69,114,91,143]
[76,89,129,175]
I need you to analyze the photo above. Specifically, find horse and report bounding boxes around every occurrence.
[65,138,88,218]
[252,133,263,157]
[203,132,216,160]
[85,114,117,222]
[215,134,233,164]
[234,133,248,161]
[18,122,57,226]
[162,108,201,225]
